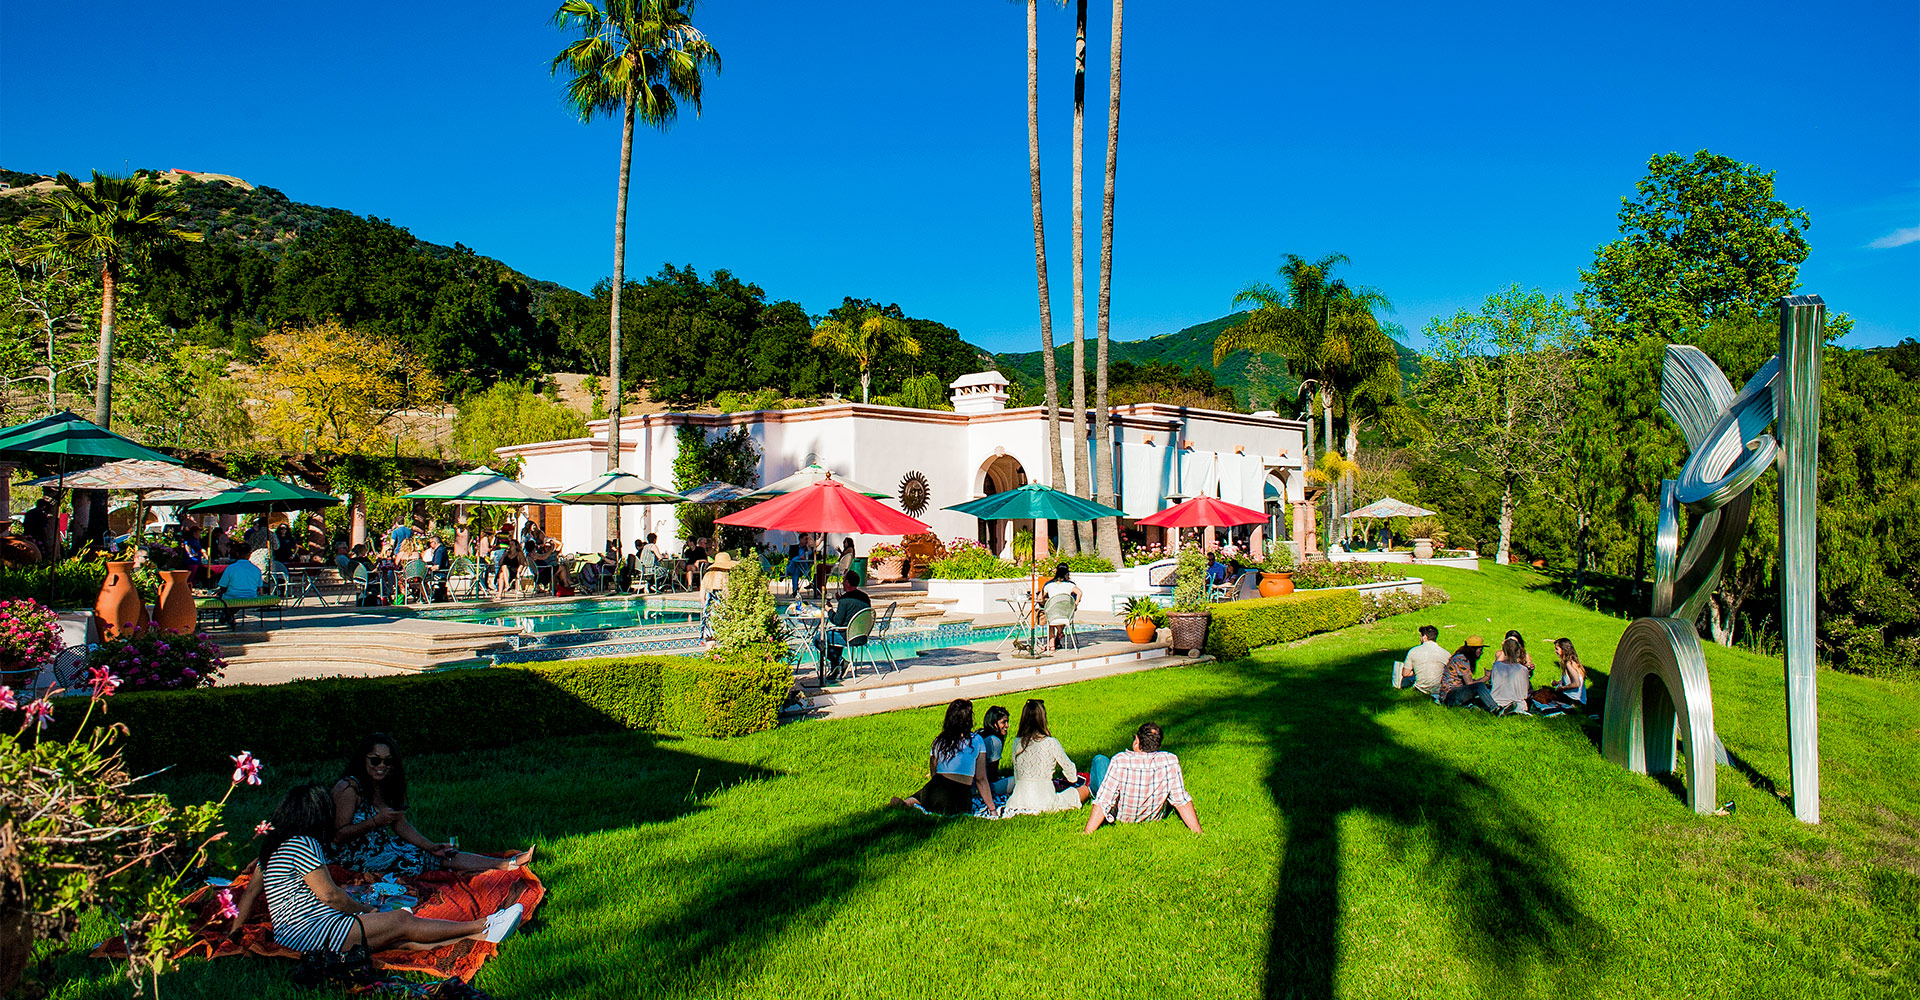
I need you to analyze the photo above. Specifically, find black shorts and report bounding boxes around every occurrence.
[913,775,975,814]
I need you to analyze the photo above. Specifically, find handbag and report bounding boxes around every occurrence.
[289,916,377,988]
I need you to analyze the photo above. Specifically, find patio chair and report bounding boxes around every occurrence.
[868,601,902,673]
[1043,593,1081,652]
[348,563,380,606]
[636,552,672,594]
[784,555,813,597]
[822,607,878,681]
[403,559,432,604]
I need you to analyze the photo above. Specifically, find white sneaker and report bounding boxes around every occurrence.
[482,903,523,944]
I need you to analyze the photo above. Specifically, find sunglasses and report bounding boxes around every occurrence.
[365,754,394,766]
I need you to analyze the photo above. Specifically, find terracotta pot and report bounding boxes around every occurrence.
[1413,538,1434,560]
[1167,610,1210,655]
[0,536,42,566]
[95,561,144,639]
[1126,617,1158,643]
[155,570,196,634]
[1258,571,1295,597]
[869,556,908,583]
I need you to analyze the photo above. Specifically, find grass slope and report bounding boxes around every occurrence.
[38,566,1919,998]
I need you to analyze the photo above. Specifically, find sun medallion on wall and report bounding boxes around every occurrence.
[898,470,931,516]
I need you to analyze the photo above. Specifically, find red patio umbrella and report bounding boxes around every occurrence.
[1135,495,1266,529]
[717,477,929,535]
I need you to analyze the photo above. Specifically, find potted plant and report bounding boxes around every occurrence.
[1407,517,1439,559]
[1123,595,1163,643]
[0,598,62,690]
[1165,547,1211,654]
[1258,541,1297,597]
[867,542,909,582]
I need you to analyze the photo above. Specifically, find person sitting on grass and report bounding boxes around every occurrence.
[330,734,534,876]
[977,704,1012,796]
[227,785,523,952]
[1437,636,1497,711]
[1084,722,1201,834]
[1488,630,1535,714]
[888,699,1000,818]
[1530,637,1588,713]
[821,572,873,680]
[1396,624,1450,694]
[1003,699,1091,816]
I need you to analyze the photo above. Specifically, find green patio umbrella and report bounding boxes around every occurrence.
[945,483,1126,521]
[550,470,686,505]
[0,410,181,464]
[747,463,890,499]
[188,477,343,515]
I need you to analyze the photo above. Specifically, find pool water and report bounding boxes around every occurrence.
[789,623,1019,664]
[421,597,701,634]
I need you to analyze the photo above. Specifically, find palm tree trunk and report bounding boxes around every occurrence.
[1069,0,1092,551]
[1029,0,1071,558]
[1322,387,1336,546]
[605,95,636,553]
[93,263,116,428]
[861,369,871,404]
[1344,406,1360,548]
[1092,0,1124,566]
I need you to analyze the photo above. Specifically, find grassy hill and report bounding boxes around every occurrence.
[994,313,1423,413]
[36,565,1919,998]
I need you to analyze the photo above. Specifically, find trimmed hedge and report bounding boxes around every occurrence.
[48,654,790,774]
[1204,588,1365,660]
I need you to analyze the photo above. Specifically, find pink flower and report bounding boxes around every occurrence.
[22,698,53,731]
[230,751,263,786]
[88,666,121,698]
[215,887,238,919]
[0,686,14,712]
[254,820,274,837]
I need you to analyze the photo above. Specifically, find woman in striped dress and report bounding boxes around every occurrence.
[227,785,523,952]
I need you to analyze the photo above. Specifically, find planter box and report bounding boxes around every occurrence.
[1325,549,1480,570]
[1294,578,1423,599]
[912,571,1132,616]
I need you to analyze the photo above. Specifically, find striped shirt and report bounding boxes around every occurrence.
[263,836,358,952]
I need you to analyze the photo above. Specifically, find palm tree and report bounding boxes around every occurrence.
[1213,253,1395,545]
[811,310,921,403]
[1068,0,1092,552]
[551,0,720,553]
[21,171,199,429]
[1090,0,1125,565]
[1021,0,1072,557]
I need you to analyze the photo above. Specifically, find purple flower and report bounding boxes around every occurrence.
[0,687,13,711]
[88,667,121,698]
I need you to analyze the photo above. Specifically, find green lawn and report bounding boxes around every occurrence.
[37,565,1920,999]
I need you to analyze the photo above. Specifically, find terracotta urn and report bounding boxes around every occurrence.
[95,561,145,639]
[1126,617,1158,643]
[1258,571,1295,597]
[0,536,42,566]
[155,569,196,634]
[1413,538,1434,560]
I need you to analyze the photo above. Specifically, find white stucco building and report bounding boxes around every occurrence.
[496,371,1313,556]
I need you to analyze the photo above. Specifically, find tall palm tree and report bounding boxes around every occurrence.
[1213,253,1395,545]
[1068,0,1092,552]
[1090,0,1125,565]
[551,0,719,553]
[21,171,199,429]
[811,310,921,403]
[1022,0,1072,558]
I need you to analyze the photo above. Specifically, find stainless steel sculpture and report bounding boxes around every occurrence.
[1602,295,1823,821]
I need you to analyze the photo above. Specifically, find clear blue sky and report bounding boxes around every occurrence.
[3,0,1915,352]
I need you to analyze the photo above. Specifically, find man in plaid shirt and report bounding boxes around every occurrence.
[1083,722,1204,834]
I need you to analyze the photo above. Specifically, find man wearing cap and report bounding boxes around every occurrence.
[1438,635,1498,711]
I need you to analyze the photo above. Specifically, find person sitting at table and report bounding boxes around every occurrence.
[209,526,233,562]
[420,533,450,601]
[226,784,525,954]
[681,539,709,591]
[274,523,297,565]
[1228,558,1261,600]
[330,734,535,876]
[216,553,264,600]
[493,529,522,600]
[821,572,873,680]
[1205,552,1228,587]
[179,524,208,584]
[604,539,624,592]
[548,542,578,596]
[1041,564,1082,651]
[887,699,999,817]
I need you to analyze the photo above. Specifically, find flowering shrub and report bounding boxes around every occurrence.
[86,623,227,692]
[1359,585,1452,623]
[928,542,1023,580]
[1027,553,1115,574]
[0,598,63,672]
[1121,541,1171,567]
[868,542,906,559]
[1290,561,1406,590]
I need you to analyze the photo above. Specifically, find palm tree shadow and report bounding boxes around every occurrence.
[1151,652,1611,999]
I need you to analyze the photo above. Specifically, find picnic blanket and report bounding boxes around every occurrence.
[93,863,544,982]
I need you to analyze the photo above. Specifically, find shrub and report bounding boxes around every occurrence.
[1205,589,1365,659]
[1359,585,1452,623]
[1290,560,1405,590]
[1121,540,1170,567]
[868,542,905,559]
[1028,553,1115,575]
[0,599,62,674]
[43,655,791,774]
[1171,546,1209,612]
[0,558,106,609]
[1124,596,1168,627]
[86,623,228,692]
[709,559,789,663]
[929,540,1023,580]
[1260,542,1297,572]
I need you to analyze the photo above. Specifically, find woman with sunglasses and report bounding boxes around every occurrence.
[329,733,534,875]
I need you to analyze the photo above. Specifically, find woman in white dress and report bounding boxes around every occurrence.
[1002,699,1092,816]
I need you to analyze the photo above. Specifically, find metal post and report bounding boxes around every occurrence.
[1778,295,1823,823]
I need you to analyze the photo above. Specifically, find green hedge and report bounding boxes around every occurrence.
[1204,588,1365,660]
[49,654,790,774]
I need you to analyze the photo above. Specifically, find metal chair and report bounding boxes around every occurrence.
[822,607,877,681]
[869,601,902,673]
[1043,593,1081,652]
[636,554,671,594]
[785,556,813,597]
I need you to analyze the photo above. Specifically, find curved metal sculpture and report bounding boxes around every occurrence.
[1603,296,1823,821]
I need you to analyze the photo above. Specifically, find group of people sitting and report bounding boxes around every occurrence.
[886,698,1204,834]
[1202,552,1263,601]
[226,733,535,954]
[1396,625,1587,716]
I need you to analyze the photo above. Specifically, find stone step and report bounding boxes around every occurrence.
[787,647,1204,720]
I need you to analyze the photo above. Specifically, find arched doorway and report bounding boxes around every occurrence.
[975,453,1029,555]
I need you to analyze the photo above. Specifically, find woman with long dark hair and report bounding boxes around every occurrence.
[888,699,999,817]
[1002,699,1090,816]
[330,733,533,875]
[1531,637,1588,711]
[226,785,523,951]
[1488,630,1535,714]
[978,705,1012,796]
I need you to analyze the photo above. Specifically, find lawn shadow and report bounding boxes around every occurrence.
[1148,649,1612,999]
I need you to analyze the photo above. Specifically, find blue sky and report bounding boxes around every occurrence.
[2,0,1914,352]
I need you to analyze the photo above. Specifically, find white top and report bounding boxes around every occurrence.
[1405,640,1450,694]
[1003,736,1084,816]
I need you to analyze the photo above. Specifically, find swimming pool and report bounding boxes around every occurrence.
[416,596,702,634]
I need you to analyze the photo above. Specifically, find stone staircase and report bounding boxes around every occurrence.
[215,611,519,684]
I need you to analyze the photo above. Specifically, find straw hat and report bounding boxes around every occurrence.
[1464,635,1487,648]
[707,551,739,570]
